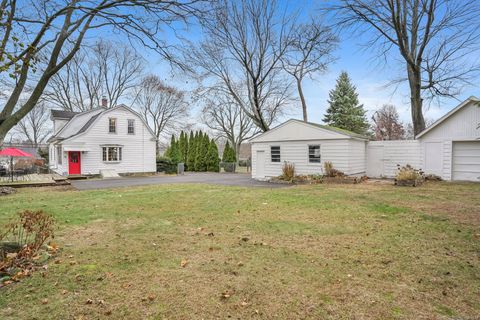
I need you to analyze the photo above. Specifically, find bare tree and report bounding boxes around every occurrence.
[47,40,144,111]
[133,75,189,155]
[200,90,257,162]
[282,19,338,122]
[14,102,52,146]
[371,104,405,140]
[327,0,480,135]
[0,0,206,144]
[185,0,295,132]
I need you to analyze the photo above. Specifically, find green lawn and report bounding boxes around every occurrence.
[0,182,479,319]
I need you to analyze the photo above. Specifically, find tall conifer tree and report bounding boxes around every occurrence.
[207,139,220,172]
[187,131,196,171]
[323,71,369,134]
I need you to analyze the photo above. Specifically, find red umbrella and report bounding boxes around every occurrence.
[0,147,34,182]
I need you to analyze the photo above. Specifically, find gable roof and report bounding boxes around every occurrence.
[51,110,78,120]
[304,120,370,140]
[416,96,480,139]
[250,119,370,142]
[77,113,102,134]
[48,105,156,143]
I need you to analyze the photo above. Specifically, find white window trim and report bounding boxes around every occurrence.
[308,144,321,164]
[102,146,122,163]
[108,118,117,134]
[127,119,135,135]
[270,145,281,163]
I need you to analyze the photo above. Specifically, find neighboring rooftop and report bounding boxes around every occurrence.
[50,110,79,120]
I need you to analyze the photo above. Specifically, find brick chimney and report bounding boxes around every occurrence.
[101,96,108,108]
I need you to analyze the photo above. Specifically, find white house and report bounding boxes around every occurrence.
[48,105,157,176]
[250,119,369,179]
[251,96,480,182]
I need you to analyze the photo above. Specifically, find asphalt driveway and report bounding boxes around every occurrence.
[70,172,286,190]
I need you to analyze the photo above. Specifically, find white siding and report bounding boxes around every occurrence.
[419,100,480,181]
[366,141,422,178]
[50,107,156,175]
[252,139,365,179]
[348,140,367,174]
[419,101,480,141]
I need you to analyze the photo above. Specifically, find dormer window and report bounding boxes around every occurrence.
[109,118,116,133]
[127,119,135,134]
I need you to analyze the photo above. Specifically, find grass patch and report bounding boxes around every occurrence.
[0,182,479,319]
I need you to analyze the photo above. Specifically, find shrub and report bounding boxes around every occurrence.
[324,161,345,177]
[1,210,55,272]
[281,162,295,182]
[222,162,236,173]
[156,157,177,174]
[310,174,324,184]
[395,164,424,181]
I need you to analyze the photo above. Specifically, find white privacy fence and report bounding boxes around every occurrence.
[366,140,422,178]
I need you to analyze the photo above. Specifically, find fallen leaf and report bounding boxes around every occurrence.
[6,252,17,259]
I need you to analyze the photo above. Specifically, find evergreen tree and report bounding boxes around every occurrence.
[206,139,220,172]
[195,131,206,171]
[178,131,188,164]
[167,134,181,164]
[323,71,369,134]
[222,141,236,163]
[186,131,196,171]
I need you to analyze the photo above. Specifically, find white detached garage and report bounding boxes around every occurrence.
[250,119,369,179]
[416,96,480,181]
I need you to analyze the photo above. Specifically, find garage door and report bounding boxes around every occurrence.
[452,141,480,181]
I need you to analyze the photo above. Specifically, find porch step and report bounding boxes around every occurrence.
[100,169,120,178]
[67,175,89,180]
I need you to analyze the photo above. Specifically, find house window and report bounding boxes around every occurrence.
[102,146,122,162]
[109,118,116,133]
[271,146,281,162]
[57,145,62,165]
[127,119,135,134]
[308,145,321,163]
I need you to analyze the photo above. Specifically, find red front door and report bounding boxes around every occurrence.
[68,151,81,175]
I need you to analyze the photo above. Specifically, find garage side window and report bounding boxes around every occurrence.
[308,145,320,163]
[271,146,281,162]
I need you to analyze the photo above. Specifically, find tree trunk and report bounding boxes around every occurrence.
[234,141,241,166]
[0,127,9,146]
[407,66,426,137]
[297,78,308,122]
